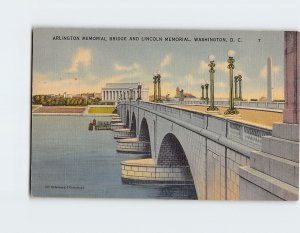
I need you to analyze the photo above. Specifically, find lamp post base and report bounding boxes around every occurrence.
[206,106,220,114]
[224,108,241,118]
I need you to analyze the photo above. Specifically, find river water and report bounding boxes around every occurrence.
[31,115,197,199]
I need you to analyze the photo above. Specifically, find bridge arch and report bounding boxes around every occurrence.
[139,117,150,142]
[157,133,197,193]
[158,133,190,167]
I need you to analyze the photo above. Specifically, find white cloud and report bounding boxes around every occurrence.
[259,64,282,79]
[99,72,141,88]
[32,71,101,95]
[183,73,205,86]
[161,71,172,79]
[160,54,172,68]
[113,63,140,72]
[33,70,144,95]
[66,48,92,73]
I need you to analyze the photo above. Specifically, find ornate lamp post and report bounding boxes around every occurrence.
[166,94,170,101]
[180,89,184,101]
[137,82,142,100]
[207,55,219,112]
[205,83,209,104]
[224,49,239,115]
[238,75,243,100]
[234,75,238,99]
[201,84,205,100]
[153,74,157,102]
[157,73,161,102]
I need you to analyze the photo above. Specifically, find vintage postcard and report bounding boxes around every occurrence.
[31,28,299,200]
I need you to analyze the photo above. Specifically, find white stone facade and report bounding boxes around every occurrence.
[102,83,149,101]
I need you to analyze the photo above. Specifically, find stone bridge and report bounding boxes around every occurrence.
[116,101,298,200]
[114,32,299,201]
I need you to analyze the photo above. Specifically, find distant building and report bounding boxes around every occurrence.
[259,96,267,102]
[66,94,73,98]
[102,83,149,101]
[73,94,82,98]
[184,93,196,99]
[174,86,196,99]
[81,93,98,99]
[94,93,101,99]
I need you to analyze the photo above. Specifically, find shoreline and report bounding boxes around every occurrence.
[32,113,116,116]
[32,105,117,115]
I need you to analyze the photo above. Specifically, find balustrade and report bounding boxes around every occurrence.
[119,101,271,150]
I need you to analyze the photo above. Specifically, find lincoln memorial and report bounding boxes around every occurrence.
[102,83,149,101]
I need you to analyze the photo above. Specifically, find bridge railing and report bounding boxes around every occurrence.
[161,99,284,110]
[121,101,272,150]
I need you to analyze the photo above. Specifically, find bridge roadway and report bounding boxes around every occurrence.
[116,101,298,200]
[173,104,283,128]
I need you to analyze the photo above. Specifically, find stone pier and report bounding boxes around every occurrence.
[111,117,122,124]
[121,158,194,184]
[116,137,151,154]
[111,122,126,130]
[113,128,136,139]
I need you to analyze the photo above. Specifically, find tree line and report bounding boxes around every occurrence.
[32,95,114,106]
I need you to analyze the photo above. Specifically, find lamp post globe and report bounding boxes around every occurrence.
[227,49,236,58]
[208,54,215,62]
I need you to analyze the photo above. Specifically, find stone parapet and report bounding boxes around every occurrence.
[261,136,299,162]
[272,122,299,142]
[240,122,299,200]
[163,100,285,110]
[250,150,299,188]
[239,166,298,200]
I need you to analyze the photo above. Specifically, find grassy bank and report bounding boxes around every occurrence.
[88,107,116,114]
[32,105,39,110]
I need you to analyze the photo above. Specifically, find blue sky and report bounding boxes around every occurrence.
[32,28,284,99]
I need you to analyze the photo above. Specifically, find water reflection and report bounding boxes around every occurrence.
[31,115,197,199]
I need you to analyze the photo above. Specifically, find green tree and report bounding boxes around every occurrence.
[87,99,93,105]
